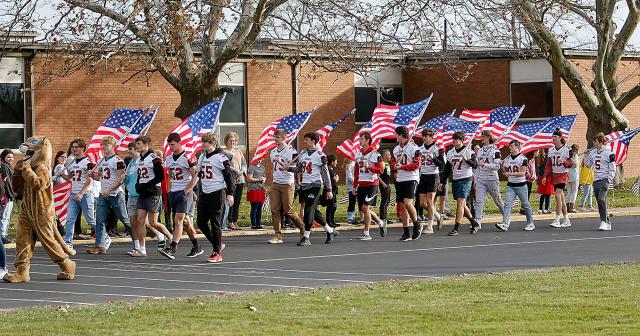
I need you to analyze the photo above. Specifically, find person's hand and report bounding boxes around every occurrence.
[326,192,333,200]
[75,193,83,202]
[351,189,357,196]
[184,187,193,194]
[261,177,267,183]
[226,195,234,206]
[92,170,101,180]
[437,183,443,191]
[542,177,547,185]
[101,191,110,198]
[394,163,402,170]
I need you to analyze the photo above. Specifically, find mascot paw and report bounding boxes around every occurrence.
[57,259,76,280]
[3,273,31,283]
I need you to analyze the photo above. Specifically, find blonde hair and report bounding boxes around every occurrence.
[201,132,219,147]
[100,135,117,146]
[224,132,238,145]
[154,149,163,158]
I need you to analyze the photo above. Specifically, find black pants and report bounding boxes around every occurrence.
[197,190,225,253]
[539,194,551,211]
[326,198,337,225]
[347,192,356,213]
[301,187,326,231]
[379,186,390,221]
[229,183,244,222]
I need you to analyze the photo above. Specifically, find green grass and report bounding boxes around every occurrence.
[2,262,640,334]
[5,179,640,238]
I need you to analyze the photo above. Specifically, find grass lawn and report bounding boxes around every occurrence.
[5,179,640,238]
[2,262,639,334]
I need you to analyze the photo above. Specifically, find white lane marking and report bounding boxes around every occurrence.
[27,274,232,294]
[194,266,442,279]
[0,298,96,306]
[0,287,155,298]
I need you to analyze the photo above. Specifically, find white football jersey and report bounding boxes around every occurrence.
[419,142,442,175]
[503,154,528,184]
[446,145,475,181]
[393,141,421,182]
[165,151,196,192]
[354,150,381,182]
[66,156,96,194]
[476,144,501,180]
[548,146,571,174]
[270,146,297,185]
[198,151,230,194]
[299,149,327,185]
[585,147,616,181]
[137,151,162,186]
[98,155,125,196]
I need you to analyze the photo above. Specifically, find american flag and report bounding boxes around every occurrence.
[435,116,480,148]
[115,107,158,153]
[459,109,491,123]
[336,120,373,160]
[250,110,314,165]
[631,176,640,197]
[316,109,354,149]
[496,120,550,148]
[414,112,453,139]
[480,106,524,140]
[85,108,147,162]
[604,131,625,143]
[520,115,577,155]
[608,127,640,165]
[163,99,224,159]
[53,181,72,224]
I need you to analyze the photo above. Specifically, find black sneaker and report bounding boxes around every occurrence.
[400,232,412,242]
[412,223,423,240]
[325,230,338,244]
[297,237,311,246]
[470,222,480,234]
[159,247,176,260]
[186,247,204,258]
[379,222,388,237]
[157,240,166,251]
[448,229,459,236]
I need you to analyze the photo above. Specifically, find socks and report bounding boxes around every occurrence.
[134,240,140,250]
[157,233,165,242]
[403,227,410,235]
[304,231,311,239]
[323,224,334,233]
[191,238,199,248]
[453,223,461,231]
[363,229,370,236]
[170,241,178,252]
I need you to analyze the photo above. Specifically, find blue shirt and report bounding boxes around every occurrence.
[123,158,139,197]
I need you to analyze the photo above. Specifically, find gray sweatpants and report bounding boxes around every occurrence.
[474,178,505,222]
[593,179,610,223]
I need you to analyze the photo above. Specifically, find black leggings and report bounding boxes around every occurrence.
[301,187,326,231]
[229,183,244,222]
[197,190,225,253]
[326,199,337,225]
[379,186,390,221]
[347,192,356,213]
[539,194,551,211]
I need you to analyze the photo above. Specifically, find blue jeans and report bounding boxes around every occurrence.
[579,184,593,208]
[0,237,6,269]
[504,185,533,226]
[95,191,130,248]
[0,200,13,237]
[250,202,263,228]
[221,203,230,230]
[65,192,96,245]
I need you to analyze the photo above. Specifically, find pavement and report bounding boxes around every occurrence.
[1,210,640,310]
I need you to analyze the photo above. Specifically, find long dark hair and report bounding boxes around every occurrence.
[52,150,66,175]
[0,148,12,164]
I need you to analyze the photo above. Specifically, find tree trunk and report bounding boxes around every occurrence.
[174,81,222,120]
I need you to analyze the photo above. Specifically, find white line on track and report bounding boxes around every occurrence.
[0,298,96,306]
[194,266,443,278]
[0,287,156,299]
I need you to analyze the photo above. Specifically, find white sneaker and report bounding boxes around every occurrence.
[549,219,562,228]
[358,234,372,241]
[423,225,434,234]
[523,223,536,231]
[0,267,7,279]
[477,221,482,230]
[598,221,611,231]
[579,207,587,212]
[537,209,543,214]
[495,223,509,232]
[105,235,112,250]
[607,223,612,231]
[561,218,571,228]
[268,237,284,244]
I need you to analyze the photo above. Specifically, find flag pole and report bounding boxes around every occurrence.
[398,94,433,155]
[495,105,525,144]
[141,105,160,136]
[213,92,228,133]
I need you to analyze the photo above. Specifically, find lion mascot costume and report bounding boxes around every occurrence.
[3,136,76,283]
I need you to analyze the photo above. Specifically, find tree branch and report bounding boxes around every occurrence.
[616,84,640,111]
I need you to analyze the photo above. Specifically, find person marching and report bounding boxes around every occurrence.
[287,132,337,246]
[496,140,535,231]
[268,129,305,244]
[353,132,386,240]
[582,133,616,231]
[440,131,480,236]
[474,131,506,229]
[159,133,203,260]
[391,126,423,242]
[544,129,576,228]
[417,128,444,234]
[87,136,130,254]
[195,133,236,262]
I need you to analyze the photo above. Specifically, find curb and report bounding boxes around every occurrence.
[3,208,640,250]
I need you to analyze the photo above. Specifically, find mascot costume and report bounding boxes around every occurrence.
[3,136,76,283]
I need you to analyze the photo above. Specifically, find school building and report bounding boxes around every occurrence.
[2,34,640,176]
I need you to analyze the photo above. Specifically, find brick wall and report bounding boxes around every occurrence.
[403,60,511,121]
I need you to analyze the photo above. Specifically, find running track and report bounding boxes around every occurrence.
[1,216,639,309]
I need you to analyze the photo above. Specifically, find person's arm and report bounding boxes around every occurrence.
[400,150,421,171]
[440,161,452,184]
[149,157,165,186]
[433,149,445,170]
[368,159,384,175]
[353,164,360,191]
[485,151,501,171]
[184,165,198,193]
[510,159,528,177]
[319,158,332,194]
[104,161,127,196]
[607,153,617,181]
[544,158,552,178]
[465,153,478,169]
[77,162,96,199]
[222,159,236,196]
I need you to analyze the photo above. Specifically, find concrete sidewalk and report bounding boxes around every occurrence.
[4,207,640,250]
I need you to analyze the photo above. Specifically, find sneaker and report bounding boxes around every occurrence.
[422,225,434,234]
[268,236,284,244]
[252,226,267,230]
[0,267,7,279]
[549,219,562,228]
[537,209,544,214]
[607,222,612,231]
[157,240,166,251]
[207,253,223,263]
[436,215,444,230]
[561,218,571,228]
[159,247,176,260]
[379,220,388,237]
[598,221,610,231]
[495,223,509,232]
[128,249,147,257]
[470,224,480,235]
[358,234,372,241]
[222,227,232,232]
[186,247,204,258]
[297,237,311,246]
[399,232,412,242]
[441,213,450,221]
[523,223,536,231]
[412,223,423,240]
[447,229,459,236]
[86,246,106,254]
[579,207,588,212]
[589,207,598,212]
[325,230,338,244]
[105,236,112,251]
[1,236,14,244]
[220,242,226,252]
[77,233,92,240]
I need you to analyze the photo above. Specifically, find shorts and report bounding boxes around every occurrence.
[357,185,378,207]
[395,181,418,202]
[451,179,472,199]
[137,195,162,213]
[168,190,194,214]
[299,187,321,205]
[418,174,438,194]
[187,193,196,217]
[126,196,138,217]
[553,183,566,191]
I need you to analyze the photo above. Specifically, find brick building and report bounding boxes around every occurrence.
[1,43,640,176]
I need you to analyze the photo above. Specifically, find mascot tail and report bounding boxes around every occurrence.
[53,225,76,256]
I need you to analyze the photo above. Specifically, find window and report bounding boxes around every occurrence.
[0,57,25,148]
[216,63,246,151]
[354,68,403,126]
[510,60,554,119]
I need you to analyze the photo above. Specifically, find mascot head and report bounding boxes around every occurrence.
[18,136,52,169]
